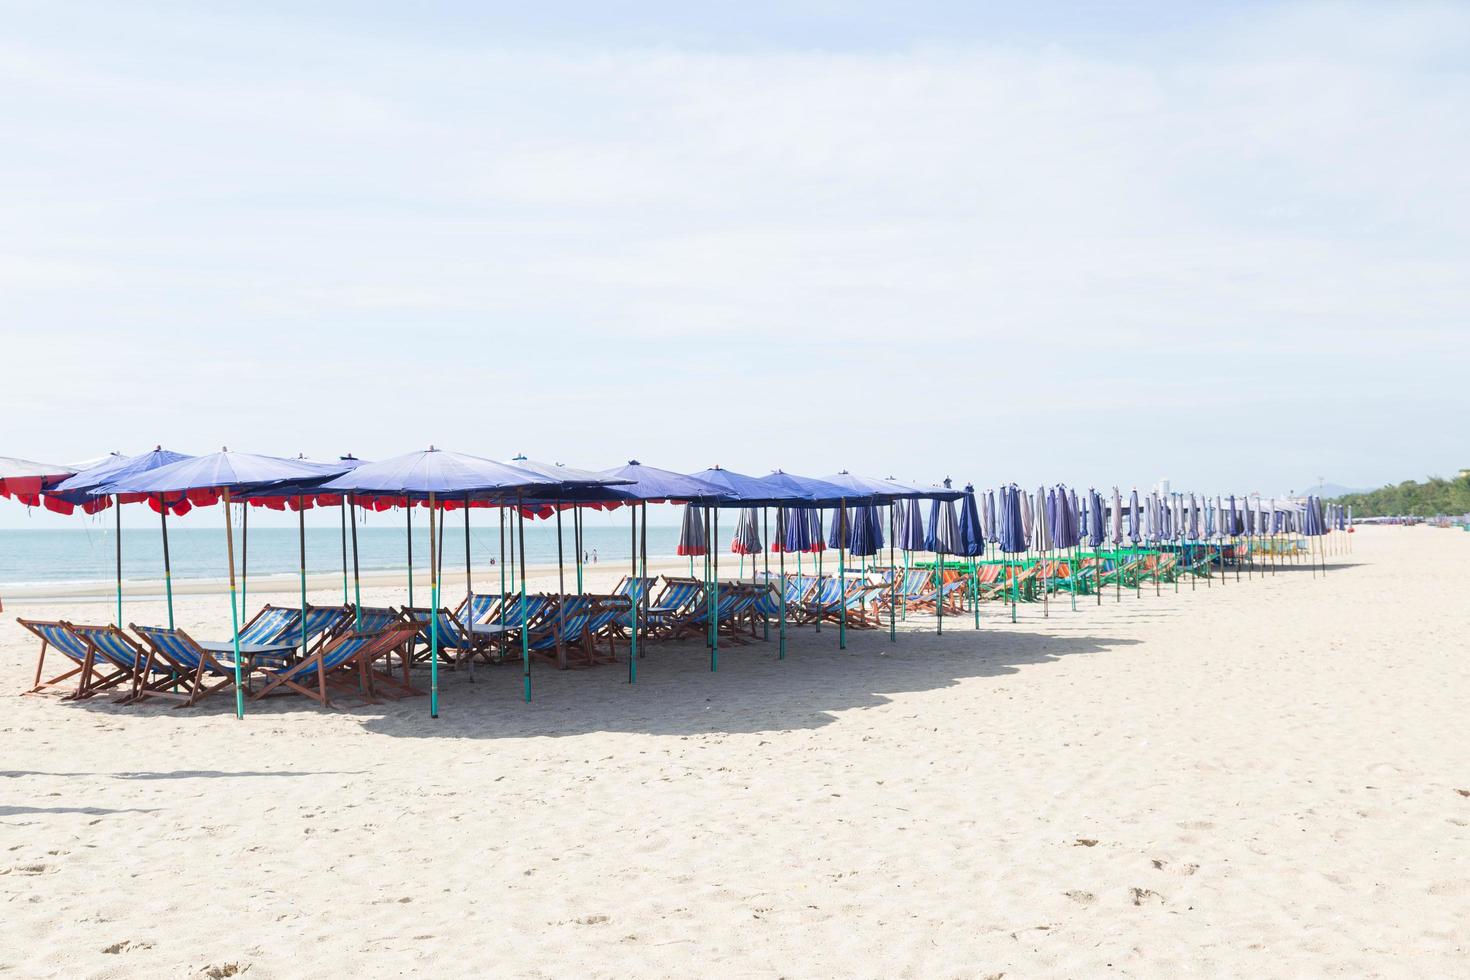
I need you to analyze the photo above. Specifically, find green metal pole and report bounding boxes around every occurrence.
[762,507,770,641]
[428,494,440,717]
[406,506,415,608]
[518,495,530,702]
[889,505,897,643]
[708,505,714,675]
[350,499,362,630]
[298,499,308,667]
[838,499,847,649]
[629,503,638,684]
[222,488,244,720]
[575,507,584,596]
[340,500,350,607]
[114,497,122,628]
[240,502,248,623]
[159,497,174,629]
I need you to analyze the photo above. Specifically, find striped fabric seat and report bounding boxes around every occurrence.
[71,623,168,702]
[238,606,300,645]
[644,580,704,624]
[18,618,95,696]
[351,606,406,633]
[253,625,422,707]
[273,632,377,682]
[130,624,249,708]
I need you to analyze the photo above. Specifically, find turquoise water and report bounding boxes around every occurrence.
[0,524,686,587]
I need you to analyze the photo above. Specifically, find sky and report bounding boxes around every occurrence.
[2,0,1467,529]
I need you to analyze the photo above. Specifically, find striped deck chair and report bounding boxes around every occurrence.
[69,623,159,702]
[253,624,422,708]
[17,618,94,697]
[451,592,501,629]
[130,624,252,707]
[237,605,301,646]
[612,576,658,602]
[347,606,422,693]
[402,606,475,668]
[473,593,556,663]
[669,588,760,642]
[529,595,631,668]
[643,578,706,635]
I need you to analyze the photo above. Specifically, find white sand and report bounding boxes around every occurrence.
[1,527,1466,977]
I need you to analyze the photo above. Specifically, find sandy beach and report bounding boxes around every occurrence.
[1,526,1466,977]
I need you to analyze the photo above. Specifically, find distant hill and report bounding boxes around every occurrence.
[1330,473,1470,517]
[1305,482,1374,499]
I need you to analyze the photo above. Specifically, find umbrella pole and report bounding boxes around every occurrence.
[703,507,713,650]
[465,495,473,614]
[575,508,584,597]
[889,505,897,643]
[222,488,244,720]
[518,496,530,702]
[838,500,847,649]
[241,502,248,622]
[556,506,565,599]
[508,506,517,593]
[428,494,439,718]
[708,511,714,669]
[340,500,349,606]
[350,499,362,630]
[107,495,122,627]
[499,506,506,615]
[628,504,637,684]
[779,528,787,659]
[159,497,175,629]
[762,507,770,641]
[640,502,648,658]
[406,506,414,608]
[298,499,308,684]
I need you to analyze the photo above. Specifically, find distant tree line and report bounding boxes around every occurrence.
[1333,473,1470,517]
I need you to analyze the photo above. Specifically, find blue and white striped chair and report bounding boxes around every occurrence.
[17,618,93,697]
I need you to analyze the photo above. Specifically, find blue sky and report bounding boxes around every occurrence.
[2,1,1467,529]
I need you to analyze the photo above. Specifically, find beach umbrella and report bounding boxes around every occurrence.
[731,507,762,555]
[925,497,960,555]
[898,498,926,552]
[678,502,708,556]
[322,448,576,710]
[101,450,350,719]
[956,486,984,557]
[1020,490,1034,542]
[1110,487,1123,547]
[47,447,193,628]
[1088,490,1105,548]
[848,504,884,557]
[985,490,999,545]
[0,456,75,506]
[1127,489,1141,545]
[826,506,848,551]
[998,485,1027,554]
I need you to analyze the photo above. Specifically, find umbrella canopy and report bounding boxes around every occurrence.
[594,461,726,503]
[0,456,75,504]
[102,450,347,502]
[1110,487,1123,546]
[849,504,885,557]
[897,497,926,551]
[46,447,194,515]
[925,498,961,555]
[1302,496,1327,536]
[1031,487,1053,551]
[759,470,864,505]
[677,503,708,556]
[1020,490,1034,541]
[731,507,763,555]
[691,467,811,506]
[319,448,560,501]
[1087,489,1105,548]
[999,485,1027,554]
[1127,489,1141,544]
[819,471,936,502]
[985,489,999,545]
[954,485,984,557]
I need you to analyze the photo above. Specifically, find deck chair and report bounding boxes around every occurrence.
[253,624,422,708]
[17,618,93,696]
[69,623,160,702]
[237,604,301,645]
[473,593,556,663]
[642,577,707,635]
[130,624,252,708]
[348,606,422,693]
[402,606,476,668]
[529,595,631,668]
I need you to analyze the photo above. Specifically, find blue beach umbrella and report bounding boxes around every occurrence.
[1127,489,1141,544]
[1088,489,1105,548]
[102,449,352,720]
[1110,487,1123,547]
[731,507,763,555]
[49,446,194,628]
[899,498,926,552]
[955,485,984,557]
[985,490,999,545]
[848,504,884,557]
[999,485,1027,554]
[678,503,708,556]
[925,498,960,555]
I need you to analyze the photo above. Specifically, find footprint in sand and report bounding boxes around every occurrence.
[1064,890,1096,905]
[200,965,248,978]
[1151,859,1199,876]
[1129,888,1165,906]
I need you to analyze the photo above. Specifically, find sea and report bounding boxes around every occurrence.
[0,524,688,590]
